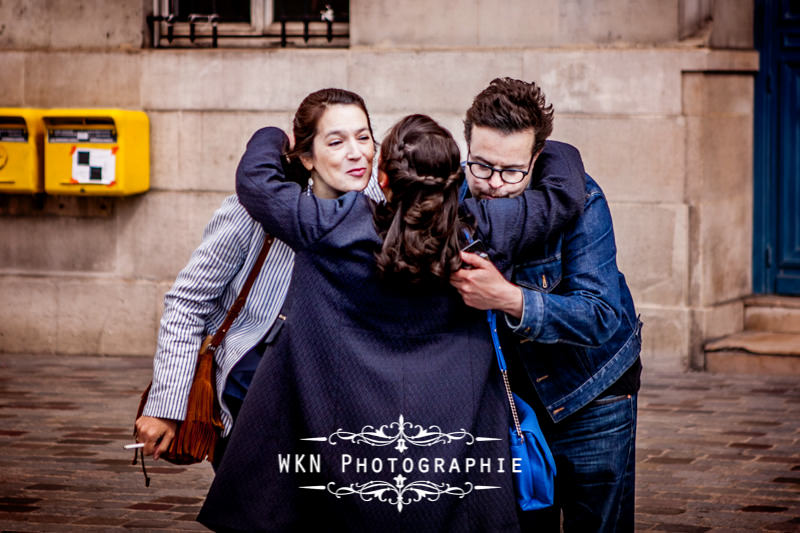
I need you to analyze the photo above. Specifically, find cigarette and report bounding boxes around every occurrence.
[123,443,145,449]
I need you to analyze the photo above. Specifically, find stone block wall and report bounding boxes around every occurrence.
[352,0,681,47]
[0,0,147,50]
[0,1,758,372]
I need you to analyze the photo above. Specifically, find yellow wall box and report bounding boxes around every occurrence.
[0,108,45,194]
[43,109,149,196]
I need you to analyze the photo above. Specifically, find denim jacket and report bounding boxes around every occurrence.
[504,174,642,423]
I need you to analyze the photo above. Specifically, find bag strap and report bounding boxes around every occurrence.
[461,230,524,442]
[488,312,524,442]
[206,234,275,353]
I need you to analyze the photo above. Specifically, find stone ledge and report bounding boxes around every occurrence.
[745,305,800,335]
[706,350,800,376]
[744,295,800,309]
[679,48,759,72]
[705,331,800,356]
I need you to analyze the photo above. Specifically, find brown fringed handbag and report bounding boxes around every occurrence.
[134,235,275,466]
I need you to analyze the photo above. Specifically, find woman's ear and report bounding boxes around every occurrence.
[378,169,392,202]
[299,154,314,172]
[378,169,389,191]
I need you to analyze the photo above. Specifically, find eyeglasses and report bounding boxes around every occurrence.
[466,151,536,185]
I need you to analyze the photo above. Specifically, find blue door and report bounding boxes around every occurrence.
[755,0,800,295]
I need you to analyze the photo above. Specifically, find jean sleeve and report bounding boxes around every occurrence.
[506,189,622,347]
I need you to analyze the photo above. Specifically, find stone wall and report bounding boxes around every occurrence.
[0,1,758,372]
[0,0,753,51]
[0,0,148,49]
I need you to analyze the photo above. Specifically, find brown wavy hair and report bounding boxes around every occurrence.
[374,114,466,284]
[464,77,553,157]
[283,88,374,186]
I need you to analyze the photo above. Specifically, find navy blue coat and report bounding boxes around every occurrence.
[198,127,585,532]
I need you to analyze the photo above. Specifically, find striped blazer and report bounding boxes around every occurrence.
[143,178,383,436]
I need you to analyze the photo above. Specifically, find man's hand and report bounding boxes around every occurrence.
[450,252,524,318]
[134,416,178,460]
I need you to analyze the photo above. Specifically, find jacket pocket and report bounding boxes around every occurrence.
[514,256,563,293]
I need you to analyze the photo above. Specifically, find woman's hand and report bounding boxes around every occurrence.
[134,416,178,460]
[450,252,524,318]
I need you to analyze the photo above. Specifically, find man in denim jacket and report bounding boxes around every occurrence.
[451,78,643,532]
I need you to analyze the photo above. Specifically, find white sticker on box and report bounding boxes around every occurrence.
[71,147,116,185]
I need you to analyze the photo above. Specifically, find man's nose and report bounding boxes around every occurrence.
[487,171,505,189]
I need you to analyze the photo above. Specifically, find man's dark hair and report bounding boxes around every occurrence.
[464,77,554,157]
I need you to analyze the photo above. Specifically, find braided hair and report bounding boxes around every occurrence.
[374,114,466,284]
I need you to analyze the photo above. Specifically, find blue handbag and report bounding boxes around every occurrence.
[488,310,557,511]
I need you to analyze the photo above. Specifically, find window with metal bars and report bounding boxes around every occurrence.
[173,0,251,22]
[148,0,349,48]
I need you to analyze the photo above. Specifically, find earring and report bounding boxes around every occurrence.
[306,176,313,196]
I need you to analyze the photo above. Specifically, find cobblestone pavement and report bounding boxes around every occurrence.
[0,354,798,532]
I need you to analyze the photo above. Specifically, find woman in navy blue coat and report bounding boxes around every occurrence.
[199,110,584,532]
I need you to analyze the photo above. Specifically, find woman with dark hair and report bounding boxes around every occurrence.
[134,88,383,464]
[373,115,467,283]
[198,114,585,531]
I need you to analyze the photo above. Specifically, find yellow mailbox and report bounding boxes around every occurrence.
[0,108,45,194]
[43,109,149,196]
